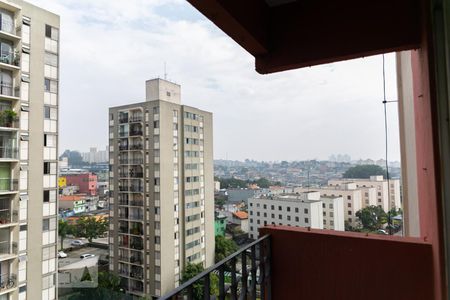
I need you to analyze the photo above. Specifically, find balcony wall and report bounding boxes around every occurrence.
[260,226,434,300]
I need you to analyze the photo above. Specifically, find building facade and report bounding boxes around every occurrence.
[328,176,401,212]
[0,1,61,300]
[62,172,97,196]
[248,192,324,240]
[109,79,214,298]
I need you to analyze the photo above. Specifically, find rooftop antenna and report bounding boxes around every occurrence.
[164,62,167,80]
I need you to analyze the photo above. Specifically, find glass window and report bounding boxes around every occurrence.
[44,53,58,67]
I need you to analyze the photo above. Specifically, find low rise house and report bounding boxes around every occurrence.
[230,211,249,233]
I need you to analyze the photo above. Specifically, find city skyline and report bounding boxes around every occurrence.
[29,0,401,162]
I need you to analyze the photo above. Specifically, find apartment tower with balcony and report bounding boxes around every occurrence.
[109,78,214,298]
[0,1,59,300]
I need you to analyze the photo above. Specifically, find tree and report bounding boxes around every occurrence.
[356,206,388,231]
[59,150,86,167]
[182,263,205,300]
[343,164,388,179]
[254,178,271,188]
[73,216,108,243]
[215,236,238,263]
[58,219,70,250]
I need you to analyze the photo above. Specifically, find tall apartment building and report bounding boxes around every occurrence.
[0,1,59,300]
[328,176,401,212]
[248,192,327,240]
[109,78,214,298]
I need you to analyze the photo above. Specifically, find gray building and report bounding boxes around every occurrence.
[109,79,215,298]
[0,1,60,300]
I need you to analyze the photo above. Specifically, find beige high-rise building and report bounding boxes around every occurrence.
[109,78,214,298]
[0,1,60,300]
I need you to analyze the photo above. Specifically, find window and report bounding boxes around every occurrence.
[278,206,282,211]
[287,216,291,221]
[348,203,352,208]
[153,121,159,128]
[256,203,260,208]
[330,212,334,217]
[44,134,56,147]
[153,106,159,114]
[256,212,260,216]
[257,220,260,225]
[287,207,291,212]
[378,192,382,196]
[44,79,57,93]
[295,208,299,213]
[264,212,267,217]
[42,219,49,231]
[250,211,253,215]
[173,110,178,117]
[278,214,282,220]
[43,190,49,202]
[322,203,325,208]
[348,211,352,215]
[155,236,160,244]
[44,106,57,120]
[329,204,333,209]
[44,53,58,67]
[250,226,253,231]
[271,205,274,210]
[304,218,309,223]
[45,25,59,41]
[304,208,308,214]
[263,204,267,209]
[295,217,299,222]
[347,195,351,200]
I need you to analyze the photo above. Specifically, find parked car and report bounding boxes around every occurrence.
[58,251,67,258]
[80,254,95,259]
[377,229,388,235]
[71,240,84,247]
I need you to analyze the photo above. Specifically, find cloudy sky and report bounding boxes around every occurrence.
[29,0,401,162]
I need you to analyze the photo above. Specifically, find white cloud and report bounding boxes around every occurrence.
[28,0,401,161]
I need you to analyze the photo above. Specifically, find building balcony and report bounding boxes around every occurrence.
[0,273,16,295]
[129,116,143,123]
[0,147,18,160]
[0,52,19,71]
[129,130,143,137]
[130,241,143,251]
[119,145,128,151]
[129,200,143,206]
[0,19,20,42]
[0,179,17,194]
[130,255,143,265]
[119,172,143,179]
[119,158,144,165]
[130,144,143,150]
[119,118,129,124]
[159,227,434,300]
[0,209,17,227]
[129,214,143,222]
[0,241,16,261]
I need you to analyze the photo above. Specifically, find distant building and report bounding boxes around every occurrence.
[248,192,324,239]
[295,185,364,228]
[227,188,256,203]
[63,172,98,196]
[230,211,249,233]
[320,196,345,231]
[214,212,227,236]
[328,176,401,212]
[59,195,86,214]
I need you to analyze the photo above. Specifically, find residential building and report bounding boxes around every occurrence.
[109,78,214,298]
[328,176,401,212]
[320,196,345,231]
[295,185,363,228]
[62,172,97,196]
[214,212,226,236]
[81,146,108,164]
[59,195,85,214]
[230,211,249,233]
[0,1,62,300]
[248,192,324,240]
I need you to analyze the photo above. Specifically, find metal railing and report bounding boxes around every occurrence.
[0,84,12,97]
[0,147,18,159]
[130,144,143,150]
[0,273,16,290]
[0,241,16,255]
[130,200,144,206]
[0,179,17,192]
[129,130,143,136]
[130,256,143,264]
[119,118,129,124]
[119,158,144,165]
[0,52,19,66]
[129,116,143,123]
[119,145,128,151]
[130,242,143,250]
[159,235,271,300]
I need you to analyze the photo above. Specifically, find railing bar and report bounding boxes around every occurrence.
[204,274,211,300]
[219,266,225,300]
[259,241,266,300]
[231,256,237,300]
[250,245,257,300]
[240,251,248,300]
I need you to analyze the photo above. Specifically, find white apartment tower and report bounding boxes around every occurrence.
[109,79,214,298]
[0,1,59,300]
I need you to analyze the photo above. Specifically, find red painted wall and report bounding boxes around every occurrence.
[260,226,434,300]
[65,173,97,196]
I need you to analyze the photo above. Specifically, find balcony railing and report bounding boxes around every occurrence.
[130,256,143,264]
[129,130,143,137]
[0,273,16,290]
[0,84,12,97]
[129,116,143,123]
[130,242,143,250]
[159,235,271,300]
[130,200,144,206]
[119,118,129,124]
[0,209,17,225]
[0,52,19,67]
[119,145,128,151]
[0,179,17,193]
[119,158,144,165]
[130,144,143,150]
[0,147,18,159]
[119,172,143,178]
[0,241,16,256]
[129,214,143,221]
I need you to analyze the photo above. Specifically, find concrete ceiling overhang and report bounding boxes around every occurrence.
[186,0,422,74]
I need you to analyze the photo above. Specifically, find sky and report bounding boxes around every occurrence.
[29,0,401,162]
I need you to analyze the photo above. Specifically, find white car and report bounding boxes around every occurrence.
[80,254,95,259]
[71,240,84,247]
[58,251,67,258]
